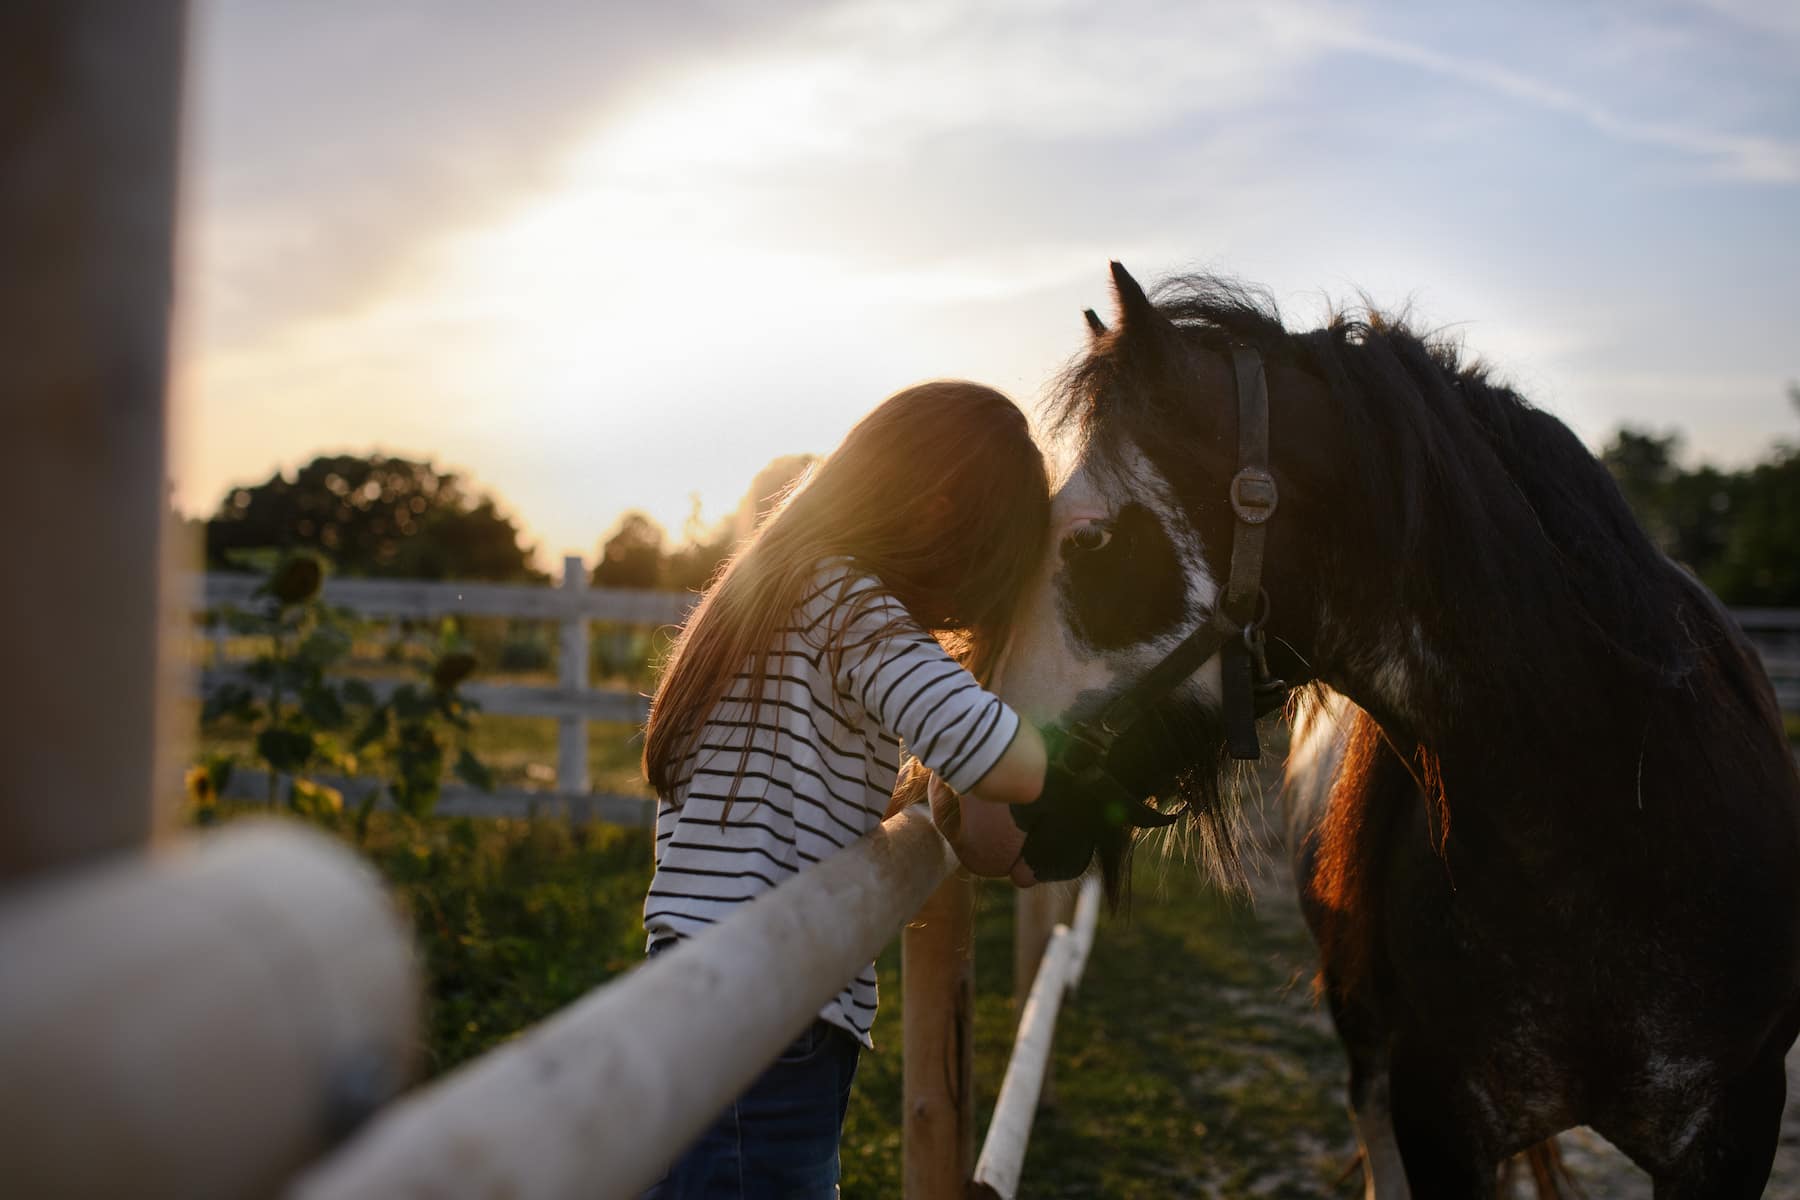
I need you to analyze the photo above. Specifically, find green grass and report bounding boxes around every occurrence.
[196,800,1360,1195]
[840,857,1358,1198]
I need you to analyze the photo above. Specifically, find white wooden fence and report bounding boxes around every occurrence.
[1735,609,1800,716]
[193,560,1800,830]
[192,556,695,825]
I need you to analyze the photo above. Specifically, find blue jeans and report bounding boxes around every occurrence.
[642,946,862,1199]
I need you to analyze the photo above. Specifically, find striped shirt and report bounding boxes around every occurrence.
[644,559,1021,1047]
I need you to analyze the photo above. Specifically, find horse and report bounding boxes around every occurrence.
[997,262,1800,1197]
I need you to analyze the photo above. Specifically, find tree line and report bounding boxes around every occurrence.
[197,451,818,591]
[1599,386,1800,607]
[196,414,1798,607]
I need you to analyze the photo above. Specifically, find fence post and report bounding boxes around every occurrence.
[0,0,187,881]
[902,873,975,1197]
[558,556,591,811]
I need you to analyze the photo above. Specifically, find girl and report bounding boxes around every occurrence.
[640,380,1053,1198]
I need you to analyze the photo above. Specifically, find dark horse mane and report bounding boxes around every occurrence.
[1053,274,1751,738]
[1052,273,1788,923]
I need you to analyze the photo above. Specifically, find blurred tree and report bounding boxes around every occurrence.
[1705,447,1800,606]
[592,511,666,589]
[731,453,817,540]
[206,453,543,581]
[659,455,820,592]
[1601,427,1681,545]
[1602,395,1800,606]
[661,494,735,593]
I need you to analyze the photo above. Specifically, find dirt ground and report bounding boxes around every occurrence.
[1246,851,1800,1199]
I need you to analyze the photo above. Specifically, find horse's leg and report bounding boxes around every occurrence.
[1648,1052,1786,1200]
[1349,1059,1411,1200]
[1387,1040,1500,1199]
[1324,989,1410,1200]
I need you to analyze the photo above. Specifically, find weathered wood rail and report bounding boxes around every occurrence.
[290,807,958,1199]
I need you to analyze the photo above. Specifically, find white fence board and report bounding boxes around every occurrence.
[196,668,649,724]
[970,876,1103,1200]
[190,565,685,821]
[194,572,696,625]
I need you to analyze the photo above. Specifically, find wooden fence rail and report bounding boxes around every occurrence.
[287,806,957,1199]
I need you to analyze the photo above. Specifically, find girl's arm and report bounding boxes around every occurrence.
[960,719,1045,805]
[929,770,1040,887]
[834,583,1046,878]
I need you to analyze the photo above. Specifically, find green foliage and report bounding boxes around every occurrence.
[496,631,553,673]
[195,552,495,823]
[1602,422,1800,605]
[592,511,666,589]
[206,452,544,582]
[590,454,819,592]
[592,623,667,685]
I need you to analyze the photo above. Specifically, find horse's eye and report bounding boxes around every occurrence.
[1064,523,1113,555]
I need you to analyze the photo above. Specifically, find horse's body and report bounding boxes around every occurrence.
[1002,264,1800,1197]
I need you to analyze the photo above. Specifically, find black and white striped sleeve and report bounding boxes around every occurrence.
[832,583,1021,794]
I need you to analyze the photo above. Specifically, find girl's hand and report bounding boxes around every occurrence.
[929,773,1036,887]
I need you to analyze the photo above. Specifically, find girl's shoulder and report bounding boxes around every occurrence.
[808,556,883,601]
[798,558,904,634]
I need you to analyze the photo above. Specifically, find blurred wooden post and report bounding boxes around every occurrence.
[1013,883,1072,1105]
[0,0,187,880]
[0,823,420,1200]
[558,555,591,815]
[903,873,975,1197]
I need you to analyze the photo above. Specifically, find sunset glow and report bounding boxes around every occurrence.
[174,0,1800,570]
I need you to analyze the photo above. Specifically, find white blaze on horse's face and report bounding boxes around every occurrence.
[1000,441,1224,725]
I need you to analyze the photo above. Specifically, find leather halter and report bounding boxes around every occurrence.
[1054,346,1289,825]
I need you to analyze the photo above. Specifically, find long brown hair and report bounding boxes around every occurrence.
[643,381,1050,797]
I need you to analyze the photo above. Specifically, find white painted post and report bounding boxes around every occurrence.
[558,556,591,807]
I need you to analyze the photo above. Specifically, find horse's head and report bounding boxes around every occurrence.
[1001,263,1346,898]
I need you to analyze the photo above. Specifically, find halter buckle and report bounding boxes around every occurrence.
[1229,467,1278,524]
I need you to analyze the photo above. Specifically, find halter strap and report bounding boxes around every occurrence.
[1055,345,1286,790]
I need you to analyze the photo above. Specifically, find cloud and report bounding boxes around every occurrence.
[186,0,836,349]
[1312,24,1800,182]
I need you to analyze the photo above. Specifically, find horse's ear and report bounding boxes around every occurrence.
[1110,261,1158,329]
[1083,308,1107,339]
[1107,261,1175,366]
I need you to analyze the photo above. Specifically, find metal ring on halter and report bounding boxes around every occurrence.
[1240,586,1273,643]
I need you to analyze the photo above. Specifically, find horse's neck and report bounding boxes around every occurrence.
[1318,607,1632,769]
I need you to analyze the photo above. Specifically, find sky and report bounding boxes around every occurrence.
[172,0,1800,570]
